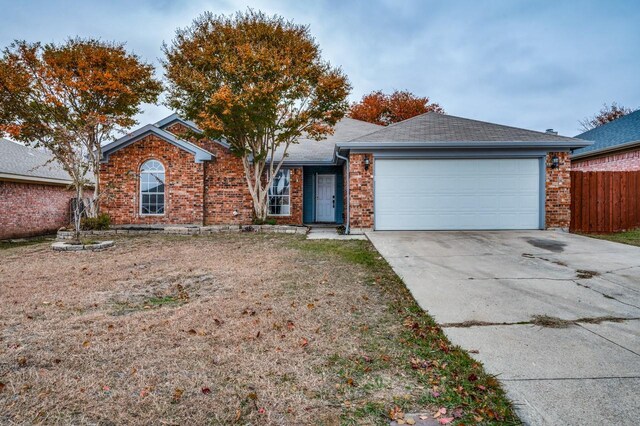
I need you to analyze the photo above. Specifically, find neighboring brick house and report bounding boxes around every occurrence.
[572,109,640,171]
[0,139,77,239]
[99,112,588,233]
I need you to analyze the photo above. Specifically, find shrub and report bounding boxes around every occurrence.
[81,213,111,230]
[253,218,277,226]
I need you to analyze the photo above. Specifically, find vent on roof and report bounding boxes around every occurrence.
[546,128,558,135]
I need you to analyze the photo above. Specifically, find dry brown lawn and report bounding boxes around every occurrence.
[0,234,517,425]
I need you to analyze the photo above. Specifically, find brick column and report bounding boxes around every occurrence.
[545,152,571,229]
[349,153,374,231]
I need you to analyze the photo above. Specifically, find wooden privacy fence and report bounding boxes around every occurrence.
[570,171,640,233]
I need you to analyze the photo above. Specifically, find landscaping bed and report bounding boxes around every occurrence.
[0,234,517,425]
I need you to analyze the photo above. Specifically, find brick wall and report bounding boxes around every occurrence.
[348,153,374,229]
[166,123,303,225]
[0,181,73,239]
[100,123,304,226]
[572,147,640,171]
[545,152,571,229]
[100,134,205,225]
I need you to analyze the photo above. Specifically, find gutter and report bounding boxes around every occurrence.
[334,152,350,235]
[335,140,592,150]
[571,139,640,160]
[0,172,75,186]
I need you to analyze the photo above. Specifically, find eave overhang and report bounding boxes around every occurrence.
[101,125,214,163]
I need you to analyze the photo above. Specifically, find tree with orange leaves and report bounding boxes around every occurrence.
[349,90,444,126]
[163,10,351,222]
[0,38,162,239]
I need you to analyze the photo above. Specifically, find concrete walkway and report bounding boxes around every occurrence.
[367,230,640,425]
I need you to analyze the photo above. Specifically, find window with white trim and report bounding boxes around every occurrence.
[268,169,290,216]
[140,160,165,215]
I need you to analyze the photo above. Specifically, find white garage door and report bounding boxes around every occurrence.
[375,158,541,230]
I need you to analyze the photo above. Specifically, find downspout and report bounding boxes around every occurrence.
[335,151,350,234]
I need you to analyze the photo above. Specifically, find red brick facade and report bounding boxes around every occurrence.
[348,153,375,229]
[347,152,572,230]
[571,147,640,171]
[100,126,304,226]
[100,135,206,225]
[545,152,571,229]
[0,181,73,239]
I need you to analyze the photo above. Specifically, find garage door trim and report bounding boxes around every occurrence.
[373,155,547,231]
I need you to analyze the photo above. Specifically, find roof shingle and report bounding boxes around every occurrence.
[349,112,582,143]
[0,138,73,184]
[573,109,640,156]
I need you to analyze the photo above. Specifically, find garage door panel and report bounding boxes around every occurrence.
[374,159,541,230]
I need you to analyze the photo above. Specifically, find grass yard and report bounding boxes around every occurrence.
[583,228,640,247]
[0,234,517,425]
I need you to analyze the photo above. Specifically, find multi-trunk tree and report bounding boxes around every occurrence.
[163,10,351,222]
[0,38,162,239]
[349,90,444,126]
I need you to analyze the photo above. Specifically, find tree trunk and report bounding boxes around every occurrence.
[73,184,84,244]
[90,171,100,217]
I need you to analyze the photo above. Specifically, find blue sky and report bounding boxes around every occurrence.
[1,0,638,136]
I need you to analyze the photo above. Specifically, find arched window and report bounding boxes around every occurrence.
[140,160,165,215]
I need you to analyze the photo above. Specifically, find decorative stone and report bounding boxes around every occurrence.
[52,240,115,251]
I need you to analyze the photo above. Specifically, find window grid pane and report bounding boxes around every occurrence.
[268,169,291,216]
[140,160,165,215]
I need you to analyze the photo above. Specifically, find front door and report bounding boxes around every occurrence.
[316,174,336,222]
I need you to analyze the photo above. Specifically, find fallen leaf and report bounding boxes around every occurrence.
[82,341,90,348]
[258,407,266,414]
[188,329,197,335]
[434,407,447,418]
[307,303,315,309]
[286,320,295,330]
[201,387,211,395]
[0,383,5,392]
[406,418,416,425]
[452,408,464,418]
[300,337,309,348]
[468,373,478,382]
[439,417,454,424]
[172,388,184,402]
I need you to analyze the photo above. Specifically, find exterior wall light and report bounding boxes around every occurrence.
[551,155,559,169]
[364,156,370,171]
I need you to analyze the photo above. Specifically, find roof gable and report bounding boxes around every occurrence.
[573,110,640,157]
[101,125,214,163]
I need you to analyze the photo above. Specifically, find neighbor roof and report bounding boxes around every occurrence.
[341,112,588,149]
[0,138,74,185]
[573,109,640,158]
[273,118,382,164]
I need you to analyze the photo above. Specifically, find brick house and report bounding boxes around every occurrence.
[572,109,640,171]
[99,112,588,232]
[0,139,78,239]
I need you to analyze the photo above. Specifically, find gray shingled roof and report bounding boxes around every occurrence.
[273,118,382,163]
[349,112,582,143]
[573,109,640,157]
[0,138,74,184]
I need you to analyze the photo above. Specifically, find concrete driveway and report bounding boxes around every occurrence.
[367,231,640,426]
